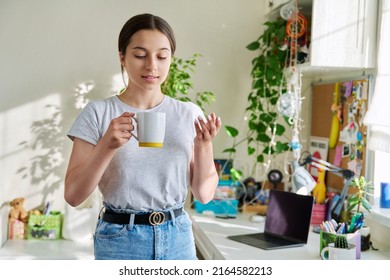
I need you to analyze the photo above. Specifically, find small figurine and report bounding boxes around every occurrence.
[9,197,28,224]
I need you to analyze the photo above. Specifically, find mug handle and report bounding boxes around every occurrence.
[130,116,138,141]
[320,247,330,260]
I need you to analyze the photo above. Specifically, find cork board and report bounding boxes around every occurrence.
[311,80,369,192]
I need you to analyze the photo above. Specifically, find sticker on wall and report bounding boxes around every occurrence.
[333,145,343,166]
[343,81,353,98]
[339,119,359,144]
[342,144,350,158]
[347,159,358,175]
[309,136,329,181]
[356,82,363,100]
[362,81,368,100]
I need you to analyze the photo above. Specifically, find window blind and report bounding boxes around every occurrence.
[363,0,390,152]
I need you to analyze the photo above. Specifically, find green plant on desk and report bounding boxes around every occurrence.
[347,176,374,251]
[347,176,374,214]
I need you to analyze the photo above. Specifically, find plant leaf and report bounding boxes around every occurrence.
[222,148,236,153]
[230,168,243,181]
[257,154,264,163]
[275,141,289,153]
[275,124,286,136]
[248,146,255,155]
[224,126,239,137]
[361,197,372,212]
[257,133,271,143]
[246,41,260,51]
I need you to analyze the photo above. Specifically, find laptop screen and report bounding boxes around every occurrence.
[265,189,314,243]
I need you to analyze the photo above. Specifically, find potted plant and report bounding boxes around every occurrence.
[321,235,357,260]
[347,176,374,215]
[162,53,215,112]
[347,176,374,251]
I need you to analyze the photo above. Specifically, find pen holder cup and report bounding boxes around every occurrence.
[27,211,62,240]
[320,231,361,259]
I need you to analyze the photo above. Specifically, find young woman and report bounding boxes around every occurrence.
[64,13,221,260]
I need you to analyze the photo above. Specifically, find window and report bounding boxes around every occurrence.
[363,0,390,224]
[373,150,390,198]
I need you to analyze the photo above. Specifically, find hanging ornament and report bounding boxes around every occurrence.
[280,1,298,20]
[277,91,295,118]
[288,69,299,86]
[286,13,307,40]
[289,134,302,160]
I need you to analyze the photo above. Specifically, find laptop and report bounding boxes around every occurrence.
[228,189,314,250]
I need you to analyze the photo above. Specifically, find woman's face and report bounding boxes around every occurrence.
[120,29,172,92]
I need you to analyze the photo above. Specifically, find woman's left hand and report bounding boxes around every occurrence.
[194,113,221,145]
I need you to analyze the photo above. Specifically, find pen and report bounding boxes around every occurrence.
[327,221,336,233]
[330,219,338,229]
[321,221,329,232]
[322,220,336,233]
[348,214,357,233]
[323,222,328,233]
[336,222,345,234]
[351,213,364,232]
[44,201,52,216]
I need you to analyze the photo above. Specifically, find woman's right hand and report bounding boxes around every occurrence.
[65,111,135,206]
[101,112,135,149]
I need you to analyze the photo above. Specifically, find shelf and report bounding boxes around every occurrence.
[265,0,378,72]
[368,206,390,228]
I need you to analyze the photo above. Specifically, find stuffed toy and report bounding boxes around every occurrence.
[9,197,28,224]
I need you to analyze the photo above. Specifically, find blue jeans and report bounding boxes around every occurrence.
[93,206,197,260]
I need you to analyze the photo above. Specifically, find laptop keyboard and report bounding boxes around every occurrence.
[257,234,296,246]
[245,233,295,246]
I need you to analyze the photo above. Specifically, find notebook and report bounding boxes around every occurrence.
[228,189,314,250]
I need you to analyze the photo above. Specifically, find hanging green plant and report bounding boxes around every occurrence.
[223,17,292,180]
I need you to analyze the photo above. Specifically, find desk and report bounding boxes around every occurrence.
[189,209,390,260]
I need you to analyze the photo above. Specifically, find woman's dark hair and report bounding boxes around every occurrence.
[118,14,176,87]
[118,13,176,56]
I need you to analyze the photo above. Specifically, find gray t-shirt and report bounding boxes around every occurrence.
[67,95,204,211]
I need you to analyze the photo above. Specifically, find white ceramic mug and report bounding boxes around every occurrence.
[131,112,166,148]
[320,243,357,260]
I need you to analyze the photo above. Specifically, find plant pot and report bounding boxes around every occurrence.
[321,243,357,260]
[320,230,361,259]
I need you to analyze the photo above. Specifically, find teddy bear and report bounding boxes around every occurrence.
[9,197,29,224]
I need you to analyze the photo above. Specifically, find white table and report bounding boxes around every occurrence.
[189,209,390,260]
[0,239,94,260]
[1,211,389,260]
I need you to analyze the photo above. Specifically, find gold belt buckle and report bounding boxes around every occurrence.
[149,211,165,226]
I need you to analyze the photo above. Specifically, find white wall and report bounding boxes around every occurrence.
[0,0,266,245]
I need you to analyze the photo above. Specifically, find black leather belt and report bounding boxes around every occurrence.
[101,208,183,226]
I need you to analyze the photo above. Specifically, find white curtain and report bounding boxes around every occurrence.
[364,0,390,152]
